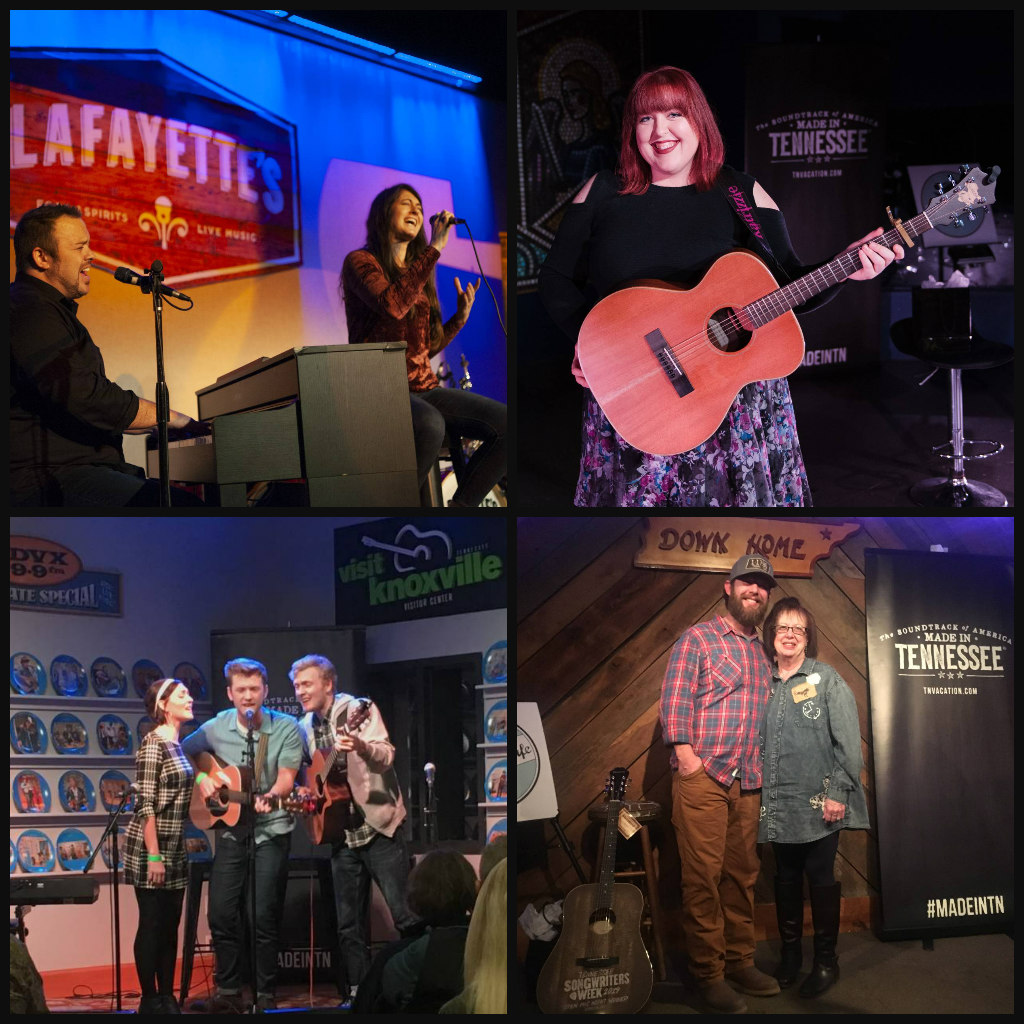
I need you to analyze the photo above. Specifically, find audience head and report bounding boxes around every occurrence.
[407,850,477,927]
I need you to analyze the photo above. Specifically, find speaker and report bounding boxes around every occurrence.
[276,860,337,984]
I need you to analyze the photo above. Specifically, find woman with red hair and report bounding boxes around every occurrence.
[540,66,900,508]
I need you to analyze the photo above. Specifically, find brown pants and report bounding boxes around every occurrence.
[671,767,761,984]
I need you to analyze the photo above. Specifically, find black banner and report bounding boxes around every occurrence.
[865,549,1014,938]
[334,517,506,626]
[745,44,886,369]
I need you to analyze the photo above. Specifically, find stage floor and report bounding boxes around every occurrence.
[517,929,1014,1014]
[44,985,347,1014]
[518,358,1015,509]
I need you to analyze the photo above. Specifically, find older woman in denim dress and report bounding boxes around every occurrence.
[759,597,869,998]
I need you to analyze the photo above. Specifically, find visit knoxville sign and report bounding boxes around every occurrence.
[9,49,301,286]
[635,518,860,578]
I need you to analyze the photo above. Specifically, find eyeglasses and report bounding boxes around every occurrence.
[776,625,807,637]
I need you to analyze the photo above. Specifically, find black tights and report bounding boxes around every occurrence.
[772,832,841,887]
[133,887,186,999]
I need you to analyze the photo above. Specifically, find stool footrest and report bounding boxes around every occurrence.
[932,438,1004,461]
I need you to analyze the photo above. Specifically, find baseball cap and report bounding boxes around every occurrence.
[728,554,776,589]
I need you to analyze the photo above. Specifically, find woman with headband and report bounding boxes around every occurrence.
[123,678,196,1014]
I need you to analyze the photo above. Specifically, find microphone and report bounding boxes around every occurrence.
[424,762,436,786]
[245,708,256,731]
[114,266,192,302]
[120,783,140,797]
[429,214,466,227]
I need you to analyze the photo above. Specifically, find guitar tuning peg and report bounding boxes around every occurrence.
[958,163,973,177]
[934,182,945,195]
[951,215,964,229]
[946,174,956,186]
[967,210,977,222]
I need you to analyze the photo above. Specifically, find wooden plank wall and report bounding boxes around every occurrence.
[516,515,1014,937]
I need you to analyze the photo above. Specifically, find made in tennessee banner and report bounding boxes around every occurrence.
[865,548,1013,938]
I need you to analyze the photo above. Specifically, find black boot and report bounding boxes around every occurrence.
[773,878,804,988]
[800,882,841,998]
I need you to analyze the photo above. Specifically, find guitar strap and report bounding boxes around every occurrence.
[253,732,269,792]
[716,166,791,281]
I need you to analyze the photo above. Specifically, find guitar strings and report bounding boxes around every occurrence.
[599,222,911,398]
[650,188,978,365]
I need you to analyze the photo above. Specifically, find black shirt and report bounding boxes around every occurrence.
[539,167,837,342]
[10,273,140,488]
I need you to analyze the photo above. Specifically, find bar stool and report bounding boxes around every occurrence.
[588,800,667,981]
[890,318,1012,507]
[180,860,214,1006]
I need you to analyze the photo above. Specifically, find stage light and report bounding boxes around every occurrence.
[251,11,482,90]
[285,15,396,56]
[393,53,483,88]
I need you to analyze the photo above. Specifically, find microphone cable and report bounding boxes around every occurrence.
[458,220,506,337]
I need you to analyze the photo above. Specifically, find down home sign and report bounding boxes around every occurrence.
[10,48,301,286]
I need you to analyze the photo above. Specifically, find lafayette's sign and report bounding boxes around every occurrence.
[10,49,301,286]
[635,518,860,578]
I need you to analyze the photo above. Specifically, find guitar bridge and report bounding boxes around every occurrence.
[576,955,620,969]
[645,328,693,398]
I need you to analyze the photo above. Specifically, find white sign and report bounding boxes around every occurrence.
[516,702,558,822]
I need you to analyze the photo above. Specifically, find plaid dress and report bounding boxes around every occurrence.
[123,733,195,889]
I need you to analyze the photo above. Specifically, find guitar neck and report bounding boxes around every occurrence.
[595,800,623,911]
[744,211,931,327]
[316,707,366,777]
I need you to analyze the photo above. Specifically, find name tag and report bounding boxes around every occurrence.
[618,806,641,840]
[791,680,818,703]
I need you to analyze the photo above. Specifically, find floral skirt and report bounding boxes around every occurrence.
[574,379,812,507]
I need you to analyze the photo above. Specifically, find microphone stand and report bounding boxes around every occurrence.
[243,714,259,1015]
[84,786,132,1012]
[144,260,172,507]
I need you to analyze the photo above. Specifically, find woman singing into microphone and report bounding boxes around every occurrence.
[123,679,195,1014]
[341,183,507,506]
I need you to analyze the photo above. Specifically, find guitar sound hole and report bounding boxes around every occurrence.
[589,907,616,934]
[707,307,752,353]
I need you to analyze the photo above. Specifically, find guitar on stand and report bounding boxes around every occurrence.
[536,768,653,1014]
[305,698,373,845]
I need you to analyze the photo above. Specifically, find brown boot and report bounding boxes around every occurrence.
[725,965,781,996]
[700,979,747,1013]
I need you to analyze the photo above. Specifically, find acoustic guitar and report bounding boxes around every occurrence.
[189,754,315,830]
[306,697,373,845]
[536,768,653,1014]
[577,164,1000,455]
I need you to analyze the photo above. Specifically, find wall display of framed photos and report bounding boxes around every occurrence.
[9,648,215,879]
[478,641,507,845]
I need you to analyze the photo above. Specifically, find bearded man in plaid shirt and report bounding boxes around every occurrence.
[660,554,779,1015]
